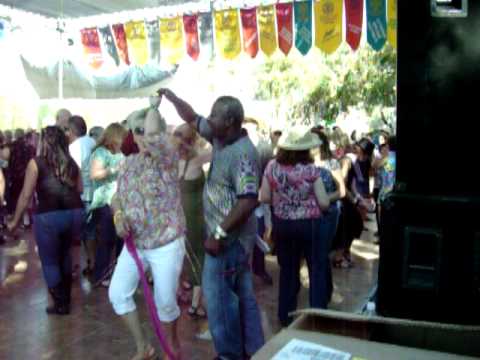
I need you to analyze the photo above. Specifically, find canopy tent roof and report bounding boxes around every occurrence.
[0,0,206,18]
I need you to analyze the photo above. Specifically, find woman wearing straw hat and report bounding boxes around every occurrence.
[260,126,342,326]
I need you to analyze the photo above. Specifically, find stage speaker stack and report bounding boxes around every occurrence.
[377,0,480,325]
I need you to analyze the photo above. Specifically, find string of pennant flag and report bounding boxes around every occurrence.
[80,0,397,70]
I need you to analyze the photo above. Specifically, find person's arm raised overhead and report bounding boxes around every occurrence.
[157,88,198,125]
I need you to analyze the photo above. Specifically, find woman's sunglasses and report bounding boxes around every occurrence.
[133,127,145,136]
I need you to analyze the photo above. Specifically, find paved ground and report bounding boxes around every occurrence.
[0,218,379,360]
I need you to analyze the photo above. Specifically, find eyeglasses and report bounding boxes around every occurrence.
[133,127,145,136]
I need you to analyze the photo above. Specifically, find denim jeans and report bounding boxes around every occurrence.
[321,206,340,303]
[274,216,331,326]
[33,208,84,288]
[203,239,265,360]
[252,216,266,275]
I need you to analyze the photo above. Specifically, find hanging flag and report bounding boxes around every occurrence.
[366,0,387,51]
[258,5,277,57]
[125,21,149,66]
[146,20,161,63]
[160,17,184,64]
[276,3,293,56]
[112,24,131,65]
[198,12,214,60]
[0,19,5,40]
[184,15,200,61]
[240,8,259,58]
[214,9,241,60]
[294,0,313,56]
[314,0,343,55]
[98,26,120,66]
[80,27,104,69]
[387,0,397,48]
[345,0,364,51]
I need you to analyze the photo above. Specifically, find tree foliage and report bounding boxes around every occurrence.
[254,44,396,127]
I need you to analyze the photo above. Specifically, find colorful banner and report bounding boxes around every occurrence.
[98,26,120,66]
[276,3,293,56]
[160,17,184,64]
[240,8,259,58]
[366,0,387,51]
[80,28,104,69]
[112,24,131,65]
[198,12,214,60]
[125,21,148,66]
[314,0,343,55]
[258,5,277,57]
[345,0,364,51]
[387,0,397,48]
[214,9,241,60]
[294,0,313,56]
[183,15,200,61]
[146,20,161,63]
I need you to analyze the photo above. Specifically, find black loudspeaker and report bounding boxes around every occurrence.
[377,0,480,325]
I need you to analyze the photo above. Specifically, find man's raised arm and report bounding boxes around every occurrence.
[157,88,198,125]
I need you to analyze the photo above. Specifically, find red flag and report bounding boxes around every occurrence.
[183,15,200,61]
[276,3,293,56]
[240,8,259,58]
[80,28,103,69]
[345,0,364,51]
[112,23,131,65]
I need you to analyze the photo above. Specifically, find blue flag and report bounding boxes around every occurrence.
[366,0,387,51]
[294,0,312,56]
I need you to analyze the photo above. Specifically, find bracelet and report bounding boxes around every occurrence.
[214,224,227,241]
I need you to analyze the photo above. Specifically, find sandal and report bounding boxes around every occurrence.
[187,305,207,319]
[131,344,156,360]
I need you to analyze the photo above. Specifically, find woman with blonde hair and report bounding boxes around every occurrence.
[89,122,127,286]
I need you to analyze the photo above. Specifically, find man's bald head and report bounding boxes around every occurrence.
[55,108,72,129]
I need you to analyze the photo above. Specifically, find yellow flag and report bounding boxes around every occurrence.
[159,17,184,64]
[124,21,149,66]
[314,0,343,54]
[387,0,397,48]
[214,9,241,60]
[258,5,277,57]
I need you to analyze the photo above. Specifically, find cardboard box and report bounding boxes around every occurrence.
[253,309,480,359]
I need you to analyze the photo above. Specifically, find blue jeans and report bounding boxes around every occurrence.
[203,240,265,360]
[33,208,84,288]
[321,206,340,302]
[274,216,331,326]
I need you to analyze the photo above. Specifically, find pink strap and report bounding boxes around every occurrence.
[124,232,177,360]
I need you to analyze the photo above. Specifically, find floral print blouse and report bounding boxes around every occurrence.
[264,160,324,220]
[116,133,186,250]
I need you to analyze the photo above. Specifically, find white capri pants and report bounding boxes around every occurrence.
[108,237,186,322]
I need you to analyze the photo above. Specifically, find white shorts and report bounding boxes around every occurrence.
[108,238,186,322]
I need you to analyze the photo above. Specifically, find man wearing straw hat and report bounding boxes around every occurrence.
[158,88,265,360]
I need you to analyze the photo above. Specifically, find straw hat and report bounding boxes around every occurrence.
[277,126,322,151]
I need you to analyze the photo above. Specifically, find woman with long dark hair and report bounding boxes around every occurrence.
[7,126,83,314]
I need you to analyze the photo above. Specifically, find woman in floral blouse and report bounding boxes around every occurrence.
[108,99,186,360]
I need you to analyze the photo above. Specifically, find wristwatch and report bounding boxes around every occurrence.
[214,225,227,241]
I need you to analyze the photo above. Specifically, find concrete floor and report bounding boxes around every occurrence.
[0,219,379,360]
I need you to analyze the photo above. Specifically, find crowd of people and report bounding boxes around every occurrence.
[0,91,396,360]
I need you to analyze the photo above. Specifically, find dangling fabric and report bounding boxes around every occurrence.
[159,17,184,64]
[214,9,241,60]
[183,15,200,61]
[198,12,214,60]
[146,20,161,64]
[276,3,293,56]
[98,26,120,66]
[314,0,343,55]
[240,8,259,59]
[125,21,149,66]
[345,0,364,51]
[366,0,387,51]
[258,5,277,57]
[387,0,397,48]
[80,28,104,69]
[294,0,313,56]
[112,24,131,65]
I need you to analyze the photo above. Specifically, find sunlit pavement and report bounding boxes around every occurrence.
[0,217,378,360]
